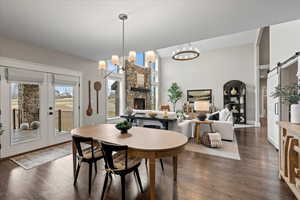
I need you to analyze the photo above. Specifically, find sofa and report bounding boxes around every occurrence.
[131,109,234,141]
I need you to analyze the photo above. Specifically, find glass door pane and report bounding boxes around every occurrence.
[10,82,40,144]
[55,85,74,134]
[107,79,120,118]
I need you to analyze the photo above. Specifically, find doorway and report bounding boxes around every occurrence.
[0,67,80,157]
[259,69,268,126]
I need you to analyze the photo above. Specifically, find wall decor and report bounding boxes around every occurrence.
[86,80,93,116]
[94,81,101,114]
[187,89,212,103]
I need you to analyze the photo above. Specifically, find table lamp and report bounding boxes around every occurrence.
[194,101,210,121]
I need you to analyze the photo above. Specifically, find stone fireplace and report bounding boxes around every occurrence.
[125,61,151,110]
[133,98,145,109]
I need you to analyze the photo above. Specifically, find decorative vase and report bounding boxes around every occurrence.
[120,129,128,134]
[197,113,206,121]
[126,107,133,116]
[291,104,300,124]
[163,111,168,119]
[230,88,237,95]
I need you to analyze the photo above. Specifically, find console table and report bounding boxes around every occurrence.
[278,121,300,199]
[121,114,177,130]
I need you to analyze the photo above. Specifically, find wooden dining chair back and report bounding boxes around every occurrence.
[73,135,94,159]
[101,142,129,171]
[72,135,103,195]
[160,105,170,111]
[101,142,143,200]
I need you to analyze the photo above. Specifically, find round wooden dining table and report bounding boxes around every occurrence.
[71,124,188,200]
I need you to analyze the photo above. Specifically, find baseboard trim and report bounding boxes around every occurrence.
[267,136,279,150]
[247,120,261,127]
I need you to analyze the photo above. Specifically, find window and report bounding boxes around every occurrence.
[107,79,120,118]
[149,59,159,110]
[135,53,145,66]
[55,85,74,134]
[107,60,119,73]
[10,82,40,144]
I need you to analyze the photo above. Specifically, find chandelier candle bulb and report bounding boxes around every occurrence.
[98,60,106,70]
[145,50,156,63]
[111,55,119,65]
[128,51,136,62]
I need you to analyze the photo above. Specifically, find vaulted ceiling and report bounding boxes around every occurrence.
[1,0,300,61]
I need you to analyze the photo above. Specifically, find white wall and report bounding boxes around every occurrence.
[0,36,106,126]
[270,19,300,70]
[160,44,256,122]
[259,27,270,65]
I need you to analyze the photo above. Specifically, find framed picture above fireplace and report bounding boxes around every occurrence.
[187,89,212,103]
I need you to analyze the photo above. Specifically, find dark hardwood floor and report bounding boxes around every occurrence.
[0,124,296,200]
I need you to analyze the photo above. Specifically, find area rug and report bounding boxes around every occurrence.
[10,142,72,170]
[185,138,241,160]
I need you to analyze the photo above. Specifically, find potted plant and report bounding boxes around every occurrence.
[168,82,183,112]
[271,83,300,123]
[115,120,132,134]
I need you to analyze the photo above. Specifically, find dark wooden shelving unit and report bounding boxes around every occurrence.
[223,80,246,124]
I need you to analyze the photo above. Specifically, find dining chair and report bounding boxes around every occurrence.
[160,105,170,111]
[72,135,104,195]
[143,125,165,171]
[100,142,143,200]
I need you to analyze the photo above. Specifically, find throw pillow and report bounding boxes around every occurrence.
[208,112,219,120]
[219,108,232,121]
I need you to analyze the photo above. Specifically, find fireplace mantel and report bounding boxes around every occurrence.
[131,87,150,92]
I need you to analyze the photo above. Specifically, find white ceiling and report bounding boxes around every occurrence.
[157,29,258,57]
[1,0,300,61]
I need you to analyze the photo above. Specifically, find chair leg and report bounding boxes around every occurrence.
[94,161,98,173]
[101,172,109,200]
[160,159,164,171]
[73,162,81,185]
[88,163,92,195]
[135,169,143,193]
[121,175,126,200]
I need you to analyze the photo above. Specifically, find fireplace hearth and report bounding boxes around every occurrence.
[134,98,145,110]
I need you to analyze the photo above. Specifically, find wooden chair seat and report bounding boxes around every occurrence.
[113,152,141,171]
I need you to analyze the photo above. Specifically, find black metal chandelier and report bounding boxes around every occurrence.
[172,45,200,61]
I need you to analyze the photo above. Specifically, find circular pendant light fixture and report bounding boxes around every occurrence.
[172,44,200,61]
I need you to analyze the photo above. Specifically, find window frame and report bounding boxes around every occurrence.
[105,72,124,121]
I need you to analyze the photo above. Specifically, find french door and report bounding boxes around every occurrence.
[47,74,79,144]
[0,68,80,157]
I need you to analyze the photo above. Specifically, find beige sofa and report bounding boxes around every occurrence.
[132,109,234,141]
